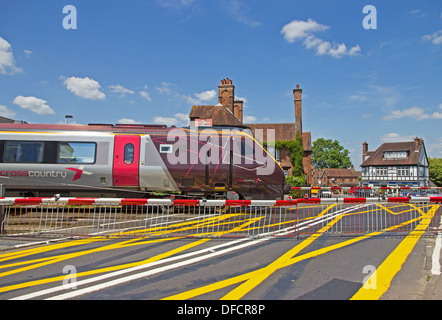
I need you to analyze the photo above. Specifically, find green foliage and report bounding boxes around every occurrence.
[285,174,305,187]
[285,175,305,197]
[264,133,304,177]
[264,134,305,188]
[429,157,442,187]
[312,138,352,169]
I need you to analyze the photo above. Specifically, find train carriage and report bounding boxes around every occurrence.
[0,123,288,200]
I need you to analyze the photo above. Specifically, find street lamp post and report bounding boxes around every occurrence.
[65,115,73,124]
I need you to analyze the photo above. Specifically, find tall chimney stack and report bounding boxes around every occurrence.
[414,137,420,151]
[362,142,368,163]
[218,78,235,112]
[293,84,302,136]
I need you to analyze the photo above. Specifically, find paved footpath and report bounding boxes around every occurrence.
[380,235,442,300]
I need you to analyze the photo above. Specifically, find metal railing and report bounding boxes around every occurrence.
[291,186,442,198]
[1,196,441,239]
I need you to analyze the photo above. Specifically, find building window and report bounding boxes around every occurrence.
[376,167,388,176]
[398,167,409,176]
[275,149,281,162]
[383,151,408,159]
[362,167,368,176]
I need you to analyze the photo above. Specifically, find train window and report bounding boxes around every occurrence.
[235,137,254,156]
[160,144,173,153]
[4,141,44,163]
[123,143,134,164]
[57,142,96,164]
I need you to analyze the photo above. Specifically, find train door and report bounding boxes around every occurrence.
[113,135,140,186]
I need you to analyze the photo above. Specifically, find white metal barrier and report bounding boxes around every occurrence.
[1,196,441,239]
[291,186,442,198]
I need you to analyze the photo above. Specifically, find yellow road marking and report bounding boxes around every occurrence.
[0,237,108,263]
[220,215,344,300]
[0,237,144,278]
[351,204,439,300]
[163,211,426,300]
[0,238,209,294]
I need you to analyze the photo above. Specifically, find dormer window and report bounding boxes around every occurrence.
[383,151,408,160]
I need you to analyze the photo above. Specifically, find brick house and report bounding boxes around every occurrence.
[360,138,429,187]
[311,167,360,187]
[188,79,312,184]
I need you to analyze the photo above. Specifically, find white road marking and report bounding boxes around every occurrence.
[431,218,442,275]
[10,204,366,300]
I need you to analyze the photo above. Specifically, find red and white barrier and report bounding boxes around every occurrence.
[1,195,441,206]
[291,186,442,191]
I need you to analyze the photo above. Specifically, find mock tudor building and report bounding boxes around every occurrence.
[360,138,429,187]
[188,79,312,184]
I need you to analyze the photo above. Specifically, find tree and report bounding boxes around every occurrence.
[312,138,352,169]
[429,157,442,187]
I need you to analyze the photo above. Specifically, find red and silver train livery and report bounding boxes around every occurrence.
[0,123,288,200]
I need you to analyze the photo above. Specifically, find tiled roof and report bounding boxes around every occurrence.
[245,123,296,141]
[361,140,423,166]
[322,168,360,178]
[189,105,242,126]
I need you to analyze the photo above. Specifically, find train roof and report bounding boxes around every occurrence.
[0,122,254,135]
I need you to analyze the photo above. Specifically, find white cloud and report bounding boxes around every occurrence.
[109,84,134,95]
[235,96,247,103]
[349,94,368,102]
[381,133,415,142]
[370,84,402,110]
[0,105,16,118]
[63,76,106,100]
[185,90,218,105]
[155,0,196,9]
[0,37,22,74]
[155,82,175,96]
[281,19,329,43]
[155,82,217,105]
[194,90,216,102]
[423,30,442,45]
[281,19,361,58]
[427,138,442,157]
[224,0,261,27]
[153,112,189,127]
[383,104,442,120]
[12,95,54,115]
[139,90,152,102]
[117,118,142,124]
[409,9,426,18]
[243,115,257,123]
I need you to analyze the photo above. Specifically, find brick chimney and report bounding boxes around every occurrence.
[233,100,243,123]
[218,78,235,111]
[362,142,368,163]
[414,137,420,151]
[293,84,302,136]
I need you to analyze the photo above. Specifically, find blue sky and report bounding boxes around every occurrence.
[0,0,441,168]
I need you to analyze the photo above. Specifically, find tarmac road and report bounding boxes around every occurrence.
[0,202,441,302]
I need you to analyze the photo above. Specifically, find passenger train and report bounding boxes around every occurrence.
[0,122,288,200]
